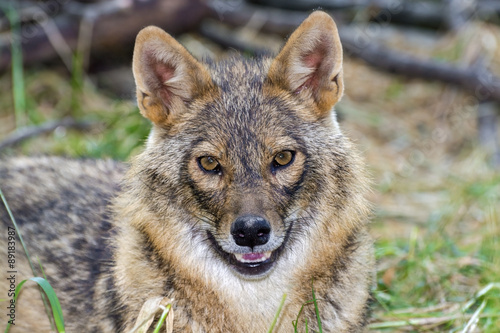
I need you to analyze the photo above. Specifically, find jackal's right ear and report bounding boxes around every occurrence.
[267,11,343,118]
[132,26,213,127]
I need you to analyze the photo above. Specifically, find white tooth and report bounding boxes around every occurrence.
[234,251,272,263]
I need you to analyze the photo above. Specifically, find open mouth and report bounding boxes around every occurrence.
[231,250,277,276]
[234,251,271,263]
[207,232,289,277]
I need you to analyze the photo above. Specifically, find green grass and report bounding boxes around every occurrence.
[1,186,59,332]
[370,172,500,332]
[1,70,150,160]
[4,3,27,128]
[152,304,172,333]
[4,277,66,333]
[268,293,287,333]
[1,14,500,331]
[289,281,324,333]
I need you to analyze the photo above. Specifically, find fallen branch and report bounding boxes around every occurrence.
[248,0,500,29]
[477,101,500,167]
[0,117,93,151]
[0,0,207,71]
[206,2,500,103]
[339,28,500,102]
[199,20,270,57]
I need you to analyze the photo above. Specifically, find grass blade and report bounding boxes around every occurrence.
[0,187,56,330]
[130,297,173,333]
[30,277,65,332]
[5,3,26,128]
[4,277,65,333]
[462,299,487,333]
[293,299,315,331]
[152,304,172,333]
[267,293,287,333]
[311,280,323,333]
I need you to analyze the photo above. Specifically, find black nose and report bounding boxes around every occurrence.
[231,215,271,248]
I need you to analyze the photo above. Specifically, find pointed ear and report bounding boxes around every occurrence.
[267,11,344,117]
[132,26,213,127]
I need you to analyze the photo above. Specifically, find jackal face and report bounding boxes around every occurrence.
[132,12,348,279]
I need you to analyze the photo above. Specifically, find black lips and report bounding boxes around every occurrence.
[206,226,293,277]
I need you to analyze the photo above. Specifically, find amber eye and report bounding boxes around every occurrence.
[272,151,294,169]
[198,156,221,173]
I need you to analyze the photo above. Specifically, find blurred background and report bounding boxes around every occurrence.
[1,0,499,331]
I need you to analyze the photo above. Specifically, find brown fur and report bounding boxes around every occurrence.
[1,11,374,332]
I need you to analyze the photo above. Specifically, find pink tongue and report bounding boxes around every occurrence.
[242,253,265,261]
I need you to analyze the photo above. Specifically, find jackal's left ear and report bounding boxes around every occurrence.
[267,11,343,117]
[133,26,213,127]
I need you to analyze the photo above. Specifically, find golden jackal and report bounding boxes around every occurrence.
[1,11,374,332]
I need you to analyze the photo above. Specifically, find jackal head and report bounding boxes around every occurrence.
[130,12,361,279]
